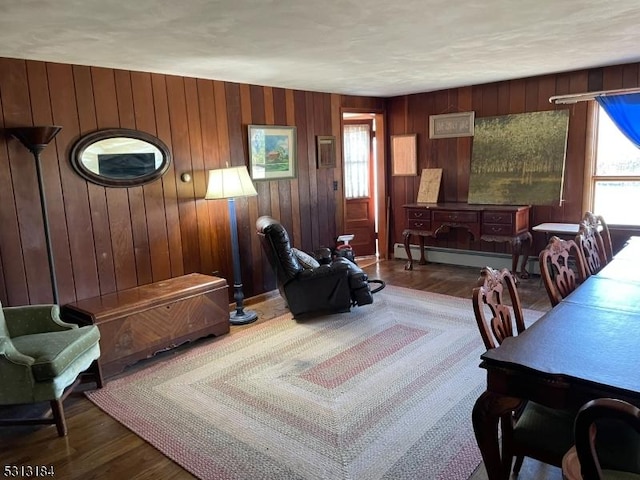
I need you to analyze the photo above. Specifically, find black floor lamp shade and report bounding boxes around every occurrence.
[9,126,62,155]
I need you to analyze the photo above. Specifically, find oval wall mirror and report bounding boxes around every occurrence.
[70,128,171,187]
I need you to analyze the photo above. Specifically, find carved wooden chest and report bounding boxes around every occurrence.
[61,273,229,377]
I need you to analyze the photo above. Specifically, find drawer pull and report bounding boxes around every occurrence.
[491,215,503,221]
[415,222,423,227]
[448,214,458,220]
[492,226,501,232]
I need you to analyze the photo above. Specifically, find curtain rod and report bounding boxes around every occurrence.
[549,86,640,104]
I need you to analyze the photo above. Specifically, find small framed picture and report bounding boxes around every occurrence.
[248,125,297,180]
[429,112,475,139]
[316,135,336,169]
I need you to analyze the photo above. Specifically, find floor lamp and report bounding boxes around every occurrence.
[205,166,258,325]
[7,126,63,304]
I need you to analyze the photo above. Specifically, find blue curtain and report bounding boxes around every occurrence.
[596,93,640,148]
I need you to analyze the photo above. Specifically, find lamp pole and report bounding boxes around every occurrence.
[33,146,59,304]
[228,197,258,325]
[8,126,62,304]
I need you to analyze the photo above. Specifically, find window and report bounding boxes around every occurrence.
[591,104,640,226]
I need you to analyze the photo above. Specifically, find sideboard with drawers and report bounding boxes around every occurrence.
[402,203,532,277]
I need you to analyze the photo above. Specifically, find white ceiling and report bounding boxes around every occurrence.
[2,0,640,98]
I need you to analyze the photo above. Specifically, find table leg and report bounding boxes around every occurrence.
[403,231,414,270]
[511,232,532,279]
[520,232,532,279]
[418,235,427,265]
[472,390,523,480]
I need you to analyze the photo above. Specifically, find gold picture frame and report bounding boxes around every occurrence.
[391,134,418,176]
[429,112,475,139]
[316,135,336,168]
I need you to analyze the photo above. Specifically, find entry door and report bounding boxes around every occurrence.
[343,120,376,257]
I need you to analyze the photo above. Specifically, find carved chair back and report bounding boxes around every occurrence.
[584,212,613,263]
[539,236,588,307]
[581,211,613,262]
[576,216,607,276]
[575,221,607,275]
[472,266,525,350]
[596,214,614,262]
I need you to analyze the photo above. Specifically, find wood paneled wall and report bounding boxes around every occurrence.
[2,54,638,308]
[0,57,383,306]
[387,63,640,254]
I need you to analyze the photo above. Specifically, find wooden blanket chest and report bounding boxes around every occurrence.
[61,273,229,377]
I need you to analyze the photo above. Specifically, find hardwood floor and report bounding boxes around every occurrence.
[0,259,554,479]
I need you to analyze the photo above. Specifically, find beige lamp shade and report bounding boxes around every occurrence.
[205,166,257,199]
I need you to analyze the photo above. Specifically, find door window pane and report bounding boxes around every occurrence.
[343,124,370,199]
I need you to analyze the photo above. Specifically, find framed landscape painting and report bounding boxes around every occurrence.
[468,110,569,205]
[248,125,297,180]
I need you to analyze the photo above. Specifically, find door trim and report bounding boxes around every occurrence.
[340,108,387,259]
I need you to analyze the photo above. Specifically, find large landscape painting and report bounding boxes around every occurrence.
[468,110,569,205]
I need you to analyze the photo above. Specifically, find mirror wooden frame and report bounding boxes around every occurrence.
[70,128,171,187]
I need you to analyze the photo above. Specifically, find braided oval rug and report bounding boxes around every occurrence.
[87,285,543,480]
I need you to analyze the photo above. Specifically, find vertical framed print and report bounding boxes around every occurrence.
[391,134,418,176]
[316,135,336,168]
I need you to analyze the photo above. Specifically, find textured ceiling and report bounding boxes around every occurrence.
[2,0,640,97]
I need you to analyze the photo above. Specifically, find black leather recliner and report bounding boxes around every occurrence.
[256,216,374,318]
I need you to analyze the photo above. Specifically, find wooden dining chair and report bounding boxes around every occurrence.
[562,398,640,480]
[472,266,525,349]
[580,212,613,262]
[473,266,575,475]
[595,214,614,263]
[539,236,589,307]
[576,213,609,276]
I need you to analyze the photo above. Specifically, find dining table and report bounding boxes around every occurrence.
[472,236,640,480]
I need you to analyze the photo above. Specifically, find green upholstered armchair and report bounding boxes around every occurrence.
[0,302,103,436]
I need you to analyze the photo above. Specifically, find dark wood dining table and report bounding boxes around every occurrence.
[472,237,640,480]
